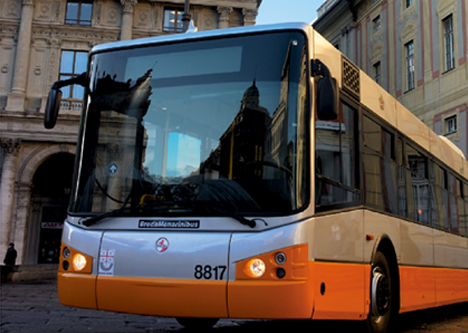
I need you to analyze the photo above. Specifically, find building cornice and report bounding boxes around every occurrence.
[0,111,80,143]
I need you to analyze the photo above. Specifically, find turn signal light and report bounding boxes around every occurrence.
[59,243,93,274]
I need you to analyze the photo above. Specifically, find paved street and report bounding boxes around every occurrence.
[1,279,467,333]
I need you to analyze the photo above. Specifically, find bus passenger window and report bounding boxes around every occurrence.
[315,102,359,208]
[405,145,430,224]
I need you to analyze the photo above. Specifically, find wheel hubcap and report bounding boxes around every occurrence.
[371,267,390,319]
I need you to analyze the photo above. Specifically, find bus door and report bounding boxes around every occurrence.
[95,229,231,318]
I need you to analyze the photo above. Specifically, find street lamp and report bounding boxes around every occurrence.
[182,0,191,32]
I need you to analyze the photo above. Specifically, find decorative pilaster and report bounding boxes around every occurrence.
[0,138,21,262]
[217,6,232,29]
[6,0,35,111]
[10,181,33,266]
[242,8,257,26]
[120,0,137,40]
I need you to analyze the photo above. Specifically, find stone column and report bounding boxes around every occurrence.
[11,181,33,265]
[217,6,232,29]
[6,0,35,111]
[0,139,21,262]
[120,0,137,40]
[242,8,257,26]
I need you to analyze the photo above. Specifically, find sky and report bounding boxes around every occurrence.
[255,0,323,26]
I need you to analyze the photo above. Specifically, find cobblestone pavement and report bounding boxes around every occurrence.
[1,279,467,333]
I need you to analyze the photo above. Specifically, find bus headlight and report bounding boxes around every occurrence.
[246,259,266,278]
[73,253,87,271]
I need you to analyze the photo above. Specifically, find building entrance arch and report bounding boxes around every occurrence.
[28,153,75,264]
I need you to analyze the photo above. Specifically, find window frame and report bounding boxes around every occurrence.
[373,61,381,85]
[405,40,415,92]
[444,114,458,135]
[443,14,455,72]
[65,0,93,26]
[405,0,413,9]
[163,7,185,33]
[373,15,381,32]
[58,50,88,111]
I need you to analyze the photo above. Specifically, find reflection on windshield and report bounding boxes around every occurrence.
[72,32,309,216]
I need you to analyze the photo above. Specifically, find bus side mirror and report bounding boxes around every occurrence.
[44,84,62,129]
[312,59,338,121]
[43,72,87,129]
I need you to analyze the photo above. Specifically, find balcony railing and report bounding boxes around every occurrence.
[60,98,83,111]
[60,98,83,112]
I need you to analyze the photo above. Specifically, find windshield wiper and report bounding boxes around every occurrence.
[197,203,266,229]
[211,206,258,228]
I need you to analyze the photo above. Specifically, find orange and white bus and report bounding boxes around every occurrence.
[44,23,468,333]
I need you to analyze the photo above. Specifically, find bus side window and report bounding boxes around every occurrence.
[315,101,359,208]
[362,115,398,214]
[448,173,459,233]
[405,144,430,224]
[462,182,468,236]
[396,138,407,218]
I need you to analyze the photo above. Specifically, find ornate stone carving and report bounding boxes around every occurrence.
[6,0,20,17]
[121,0,137,14]
[1,138,21,156]
[217,6,233,21]
[108,9,118,24]
[242,8,257,24]
[55,0,60,20]
[38,2,50,19]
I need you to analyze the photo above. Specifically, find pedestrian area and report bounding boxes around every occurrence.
[0,279,182,333]
[1,279,468,333]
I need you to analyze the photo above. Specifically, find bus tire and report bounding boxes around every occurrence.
[366,251,392,333]
[175,317,219,330]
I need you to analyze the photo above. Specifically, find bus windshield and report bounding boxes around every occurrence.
[70,31,309,217]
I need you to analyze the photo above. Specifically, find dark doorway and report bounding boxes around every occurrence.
[31,153,74,264]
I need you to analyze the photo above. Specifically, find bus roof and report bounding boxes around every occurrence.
[90,22,312,54]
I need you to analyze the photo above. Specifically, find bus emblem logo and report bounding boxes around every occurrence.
[156,238,169,253]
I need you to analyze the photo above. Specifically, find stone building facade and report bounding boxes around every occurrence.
[313,0,468,155]
[0,0,260,276]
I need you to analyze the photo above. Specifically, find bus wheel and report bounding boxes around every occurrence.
[175,317,219,330]
[367,251,392,333]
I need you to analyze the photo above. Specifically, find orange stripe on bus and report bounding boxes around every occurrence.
[58,272,97,309]
[96,276,228,318]
[228,276,314,319]
[399,266,468,313]
[312,262,371,320]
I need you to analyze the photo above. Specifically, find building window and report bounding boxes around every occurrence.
[443,15,455,71]
[445,115,457,135]
[59,50,88,110]
[405,0,413,8]
[164,8,184,32]
[405,41,415,91]
[374,62,381,85]
[373,16,381,32]
[65,1,92,25]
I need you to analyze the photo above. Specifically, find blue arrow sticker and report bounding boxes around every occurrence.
[109,163,118,174]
